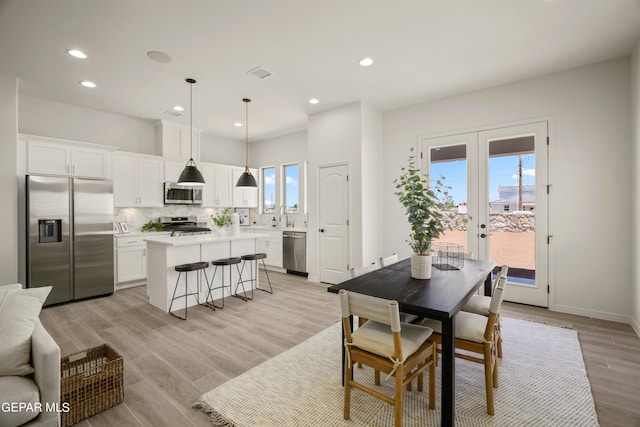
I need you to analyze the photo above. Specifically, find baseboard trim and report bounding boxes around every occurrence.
[631,317,640,338]
[553,304,631,325]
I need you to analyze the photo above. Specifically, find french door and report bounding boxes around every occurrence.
[421,122,549,307]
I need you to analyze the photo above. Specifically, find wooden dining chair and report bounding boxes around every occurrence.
[379,253,399,267]
[462,265,509,357]
[339,289,436,427]
[418,275,507,415]
[367,255,419,324]
[349,262,379,279]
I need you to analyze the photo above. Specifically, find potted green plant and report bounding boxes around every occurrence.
[211,208,232,236]
[395,147,453,279]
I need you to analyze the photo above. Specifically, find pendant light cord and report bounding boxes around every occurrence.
[190,80,193,161]
[243,98,251,167]
[186,78,196,164]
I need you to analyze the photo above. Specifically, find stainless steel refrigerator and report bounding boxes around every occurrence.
[26,175,114,306]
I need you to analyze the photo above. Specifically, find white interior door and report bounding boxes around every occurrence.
[318,163,349,284]
[422,121,549,307]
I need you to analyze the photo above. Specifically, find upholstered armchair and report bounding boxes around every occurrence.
[0,284,60,427]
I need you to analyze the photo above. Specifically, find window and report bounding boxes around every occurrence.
[283,163,299,213]
[262,167,276,213]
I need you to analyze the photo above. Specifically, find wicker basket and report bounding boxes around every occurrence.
[60,344,124,427]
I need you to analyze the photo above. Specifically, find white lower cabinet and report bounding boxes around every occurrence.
[115,236,147,284]
[252,229,283,268]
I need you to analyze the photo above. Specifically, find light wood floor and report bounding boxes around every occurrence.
[41,271,640,426]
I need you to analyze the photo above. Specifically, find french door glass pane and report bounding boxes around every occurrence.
[488,136,536,285]
[429,145,469,255]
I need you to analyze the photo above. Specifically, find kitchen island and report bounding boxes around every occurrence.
[144,232,268,313]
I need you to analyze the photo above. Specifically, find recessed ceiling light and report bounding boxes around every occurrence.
[173,105,184,112]
[234,122,243,127]
[79,81,96,88]
[309,98,319,104]
[359,57,373,67]
[67,49,87,59]
[147,50,172,63]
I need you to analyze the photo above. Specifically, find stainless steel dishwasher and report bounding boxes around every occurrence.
[283,231,307,275]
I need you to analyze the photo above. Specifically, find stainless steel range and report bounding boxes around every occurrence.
[160,216,211,236]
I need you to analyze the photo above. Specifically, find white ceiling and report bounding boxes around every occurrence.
[1,0,639,141]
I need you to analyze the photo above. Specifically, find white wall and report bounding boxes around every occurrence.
[360,103,384,267]
[250,130,307,215]
[18,94,156,153]
[383,58,632,322]
[631,40,640,334]
[200,132,245,166]
[0,74,18,284]
[305,102,384,281]
[307,103,362,282]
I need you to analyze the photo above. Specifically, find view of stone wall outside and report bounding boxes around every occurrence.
[443,211,535,233]
[435,211,536,274]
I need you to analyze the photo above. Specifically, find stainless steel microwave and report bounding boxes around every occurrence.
[164,182,203,205]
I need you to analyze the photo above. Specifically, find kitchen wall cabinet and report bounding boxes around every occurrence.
[164,160,185,183]
[202,163,232,207]
[156,120,201,162]
[232,167,258,207]
[114,153,164,207]
[25,137,113,179]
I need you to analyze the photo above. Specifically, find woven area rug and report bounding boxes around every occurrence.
[194,317,599,426]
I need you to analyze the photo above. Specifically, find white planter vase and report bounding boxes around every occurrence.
[411,254,432,279]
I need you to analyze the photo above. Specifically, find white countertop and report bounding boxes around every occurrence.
[244,226,308,233]
[115,231,171,238]
[144,232,268,247]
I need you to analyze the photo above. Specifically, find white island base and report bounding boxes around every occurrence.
[144,233,267,313]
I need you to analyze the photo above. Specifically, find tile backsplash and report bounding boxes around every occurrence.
[114,206,254,232]
[115,207,308,232]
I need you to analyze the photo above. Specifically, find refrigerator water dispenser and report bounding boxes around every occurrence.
[38,219,61,244]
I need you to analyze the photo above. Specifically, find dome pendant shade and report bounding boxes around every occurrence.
[236,166,257,187]
[177,78,205,186]
[178,160,205,186]
[236,98,258,188]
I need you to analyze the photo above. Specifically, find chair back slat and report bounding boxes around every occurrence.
[491,265,509,292]
[350,262,379,278]
[379,253,399,267]
[339,289,399,327]
[489,276,507,314]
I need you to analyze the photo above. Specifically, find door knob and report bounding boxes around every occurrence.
[319,228,325,233]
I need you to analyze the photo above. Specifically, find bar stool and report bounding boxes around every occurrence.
[238,253,273,299]
[169,261,209,320]
[205,257,246,310]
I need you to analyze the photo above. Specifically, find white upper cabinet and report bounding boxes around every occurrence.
[164,160,185,183]
[232,167,258,207]
[202,163,232,207]
[114,153,164,207]
[25,137,114,179]
[156,120,201,162]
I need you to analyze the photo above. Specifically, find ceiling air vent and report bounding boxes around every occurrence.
[247,66,272,79]
[164,110,182,117]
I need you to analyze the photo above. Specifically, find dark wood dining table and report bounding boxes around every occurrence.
[327,257,496,427]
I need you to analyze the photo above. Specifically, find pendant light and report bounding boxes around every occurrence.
[177,78,205,185]
[236,98,258,187]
